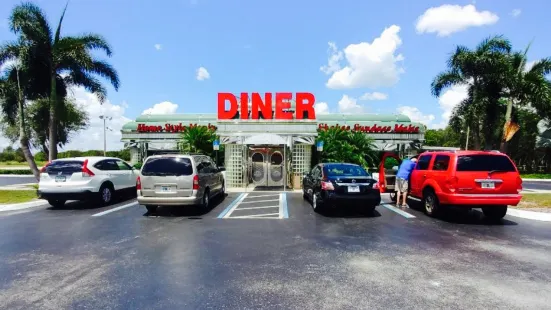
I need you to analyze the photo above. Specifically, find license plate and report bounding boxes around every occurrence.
[348,186,360,193]
[481,182,495,189]
[55,175,66,182]
[161,186,170,192]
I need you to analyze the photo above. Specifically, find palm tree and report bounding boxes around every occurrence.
[4,2,120,160]
[0,52,40,179]
[500,44,551,152]
[431,35,512,150]
[179,126,216,154]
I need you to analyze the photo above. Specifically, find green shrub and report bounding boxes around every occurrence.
[0,169,33,175]
[132,162,142,170]
[34,152,47,162]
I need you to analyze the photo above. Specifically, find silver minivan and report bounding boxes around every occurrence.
[136,154,225,213]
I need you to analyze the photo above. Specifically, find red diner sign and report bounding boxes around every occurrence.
[318,123,420,134]
[137,123,217,133]
[217,92,316,120]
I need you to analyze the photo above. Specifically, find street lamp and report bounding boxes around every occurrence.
[99,115,113,156]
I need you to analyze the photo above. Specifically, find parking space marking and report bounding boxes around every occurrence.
[92,201,139,217]
[245,194,280,199]
[239,199,279,204]
[236,205,279,210]
[231,213,280,219]
[217,193,247,218]
[380,203,416,219]
[279,193,288,219]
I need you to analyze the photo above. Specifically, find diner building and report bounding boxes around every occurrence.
[121,110,425,190]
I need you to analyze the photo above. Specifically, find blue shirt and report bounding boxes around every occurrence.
[396,159,416,180]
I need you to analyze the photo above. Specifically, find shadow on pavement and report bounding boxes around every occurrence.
[438,208,518,226]
[319,207,382,218]
[142,193,227,218]
[46,190,137,211]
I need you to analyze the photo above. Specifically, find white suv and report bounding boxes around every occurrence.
[38,157,138,208]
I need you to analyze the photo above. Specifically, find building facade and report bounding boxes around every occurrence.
[121,113,425,190]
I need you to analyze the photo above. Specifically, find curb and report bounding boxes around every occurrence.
[0,174,36,178]
[0,200,48,212]
[508,208,551,222]
[522,179,551,182]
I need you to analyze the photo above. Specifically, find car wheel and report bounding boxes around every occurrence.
[201,189,210,209]
[98,184,114,206]
[312,192,324,212]
[423,190,440,217]
[482,205,507,220]
[390,192,397,202]
[145,205,157,213]
[48,199,66,208]
[303,188,308,200]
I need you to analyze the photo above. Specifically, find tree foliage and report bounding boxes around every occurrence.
[316,127,378,169]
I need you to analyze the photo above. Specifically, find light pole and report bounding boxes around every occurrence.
[99,115,113,156]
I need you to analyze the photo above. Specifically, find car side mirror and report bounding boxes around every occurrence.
[392,166,399,171]
[218,167,226,172]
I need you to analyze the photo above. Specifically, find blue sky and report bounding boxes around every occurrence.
[0,0,550,150]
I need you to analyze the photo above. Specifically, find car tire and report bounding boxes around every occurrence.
[98,183,114,206]
[303,189,308,200]
[390,192,397,203]
[423,189,440,217]
[48,199,66,208]
[201,189,210,209]
[482,205,507,220]
[220,182,225,198]
[312,192,324,213]
[145,205,157,213]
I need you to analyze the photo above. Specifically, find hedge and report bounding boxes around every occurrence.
[0,169,34,175]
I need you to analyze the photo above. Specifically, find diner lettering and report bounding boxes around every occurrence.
[217,92,316,120]
[137,123,217,133]
[318,123,420,134]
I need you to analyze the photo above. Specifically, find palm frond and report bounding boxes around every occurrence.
[53,1,69,44]
[430,70,463,97]
[476,35,511,54]
[9,2,52,44]
[88,60,120,90]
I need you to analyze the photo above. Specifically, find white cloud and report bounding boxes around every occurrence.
[0,59,18,74]
[141,101,178,115]
[154,44,162,51]
[511,9,521,17]
[359,92,388,101]
[438,84,469,122]
[60,86,132,151]
[0,135,11,151]
[314,102,329,114]
[525,60,536,72]
[196,67,210,81]
[338,95,364,113]
[415,4,499,37]
[321,25,405,89]
[397,106,436,127]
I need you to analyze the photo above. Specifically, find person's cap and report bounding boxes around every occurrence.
[411,158,418,162]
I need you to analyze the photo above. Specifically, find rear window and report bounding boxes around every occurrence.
[46,160,83,174]
[141,157,193,176]
[456,155,516,172]
[324,164,370,177]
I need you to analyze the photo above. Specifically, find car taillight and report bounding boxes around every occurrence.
[321,181,334,191]
[40,161,51,173]
[82,159,95,177]
[516,175,523,193]
[372,182,379,189]
[136,176,142,190]
[193,175,199,190]
[445,176,458,193]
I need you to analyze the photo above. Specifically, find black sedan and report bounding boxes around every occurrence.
[302,163,381,213]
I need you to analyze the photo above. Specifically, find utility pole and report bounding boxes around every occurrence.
[99,115,112,156]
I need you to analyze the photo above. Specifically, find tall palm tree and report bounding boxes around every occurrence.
[500,44,551,152]
[4,2,120,160]
[0,51,40,179]
[431,35,512,150]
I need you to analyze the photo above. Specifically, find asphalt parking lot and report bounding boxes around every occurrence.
[1,192,551,310]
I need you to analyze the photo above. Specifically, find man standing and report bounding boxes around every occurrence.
[395,157,417,208]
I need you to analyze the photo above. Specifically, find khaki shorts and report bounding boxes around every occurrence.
[396,177,408,192]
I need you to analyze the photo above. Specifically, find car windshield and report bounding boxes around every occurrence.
[324,164,370,177]
[141,157,193,176]
[456,155,516,172]
[46,160,84,174]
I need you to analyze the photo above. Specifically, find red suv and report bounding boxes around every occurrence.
[408,150,522,220]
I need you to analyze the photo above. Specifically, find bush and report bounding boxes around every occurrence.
[0,169,33,175]
[384,157,399,169]
[34,152,47,162]
[132,162,142,170]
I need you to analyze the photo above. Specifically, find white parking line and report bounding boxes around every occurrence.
[92,201,138,217]
[239,199,279,204]
[246,194,280,199]
[231,213,280,219]
[222,193,249,218]
[233,205,279,210]
[380,203,416,219]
